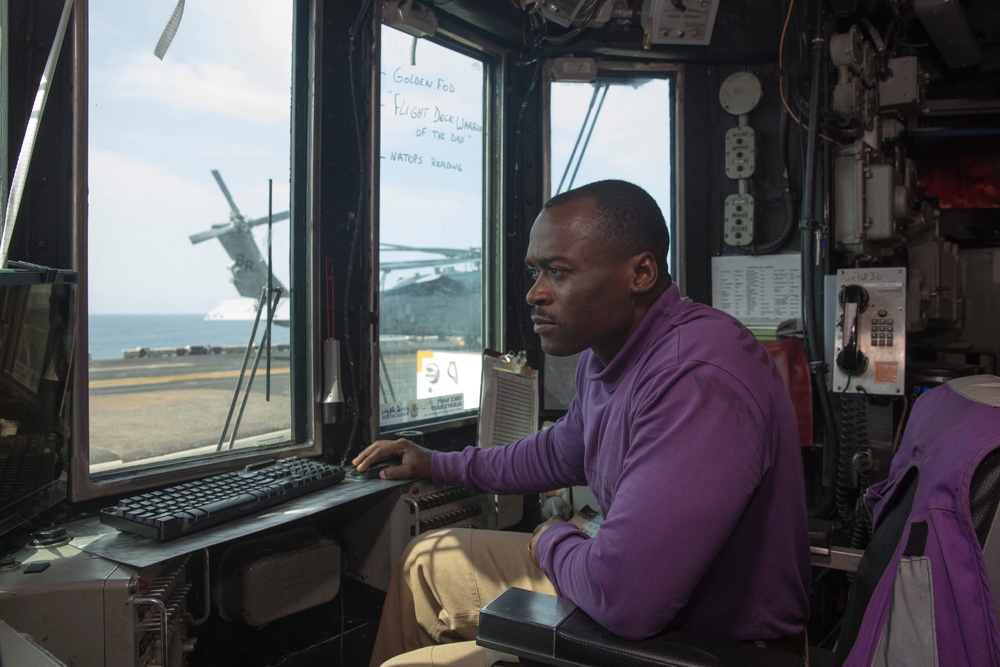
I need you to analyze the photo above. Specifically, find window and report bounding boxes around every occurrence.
[376,25,492,433]
[73,0,315,500]
[548,71,677,272]
[544,64,680,409]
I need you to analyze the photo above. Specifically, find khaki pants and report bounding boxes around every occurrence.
[370,528,557,667]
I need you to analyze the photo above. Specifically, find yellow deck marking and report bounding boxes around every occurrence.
[90,367,290,388]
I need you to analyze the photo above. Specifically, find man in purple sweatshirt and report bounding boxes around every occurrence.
[356,180,811,667]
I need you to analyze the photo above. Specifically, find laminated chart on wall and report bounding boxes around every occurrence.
[711,254,802,339]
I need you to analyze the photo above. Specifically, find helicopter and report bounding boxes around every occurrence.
[378,243,482,342]
[188,170,290,324]
[189,171,481,339]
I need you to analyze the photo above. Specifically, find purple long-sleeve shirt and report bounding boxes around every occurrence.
[432,284,811,641]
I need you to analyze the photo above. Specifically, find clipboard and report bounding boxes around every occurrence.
[477,349,539,528]
[477,349,539,449]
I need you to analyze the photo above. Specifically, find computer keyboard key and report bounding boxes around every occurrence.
[198,494,258,516]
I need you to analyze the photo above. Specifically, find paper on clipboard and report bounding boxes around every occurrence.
[477,350,539,449]
[477,349,538,529]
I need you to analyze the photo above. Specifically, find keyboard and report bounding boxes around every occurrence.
[99,457,346,541]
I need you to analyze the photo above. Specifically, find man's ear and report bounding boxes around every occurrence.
[630,252,659,295]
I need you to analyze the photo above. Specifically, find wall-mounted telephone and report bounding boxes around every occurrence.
[832,268,907,395]
[836,283,870,376]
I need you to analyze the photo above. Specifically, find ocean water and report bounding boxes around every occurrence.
[88,314,291,360]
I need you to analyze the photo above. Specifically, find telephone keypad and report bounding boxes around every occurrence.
[871,318,895,347]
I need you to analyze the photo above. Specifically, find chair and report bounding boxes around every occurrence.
[477,374,1000,666]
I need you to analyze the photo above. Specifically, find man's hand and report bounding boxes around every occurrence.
[351,437,433,480]
[529,515,567,566]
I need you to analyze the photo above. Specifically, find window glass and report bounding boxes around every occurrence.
[550,77,674,270]
[87,1,295,472]
[545,75,675,410]
[377,26,485,432]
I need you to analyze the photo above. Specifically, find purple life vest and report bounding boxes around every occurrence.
[845,375,1000,667]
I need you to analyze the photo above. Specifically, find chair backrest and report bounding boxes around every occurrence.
[834,467,920,662]
[835,375,1000,667]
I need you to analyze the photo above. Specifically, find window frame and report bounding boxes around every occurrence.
[370,16,507,440]
[541,59,685,290]
[537,60,684,415]
[69,0,320,502]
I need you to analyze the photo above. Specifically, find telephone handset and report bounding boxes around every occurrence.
[831,268,905,395]
[836,283,870,376]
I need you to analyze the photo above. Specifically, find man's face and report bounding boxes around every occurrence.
[524,197,641,365]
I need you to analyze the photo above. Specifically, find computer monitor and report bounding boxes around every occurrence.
[0,268,76,539]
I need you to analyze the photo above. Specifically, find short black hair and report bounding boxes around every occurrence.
[544,180,670,271]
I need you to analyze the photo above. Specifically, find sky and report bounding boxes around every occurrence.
[549,79,674,256]
[88,0,292,314]
[86,2,676,315]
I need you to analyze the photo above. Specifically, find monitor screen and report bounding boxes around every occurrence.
[2,285,56,404]
[0,269,76,538]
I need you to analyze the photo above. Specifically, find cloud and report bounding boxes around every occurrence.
[87,1,293,314]
[93,0,293,126]
[119,60,290,125]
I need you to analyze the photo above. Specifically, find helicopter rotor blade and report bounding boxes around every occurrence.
[189,225,232,244]
[381,257,477,272]
[190,212,290,245]
[189,211,290,244]
[211,169,243,220]
[380,243,481,260]
[244,210,290,228]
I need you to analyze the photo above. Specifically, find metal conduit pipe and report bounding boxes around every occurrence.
[801,0,839,518]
